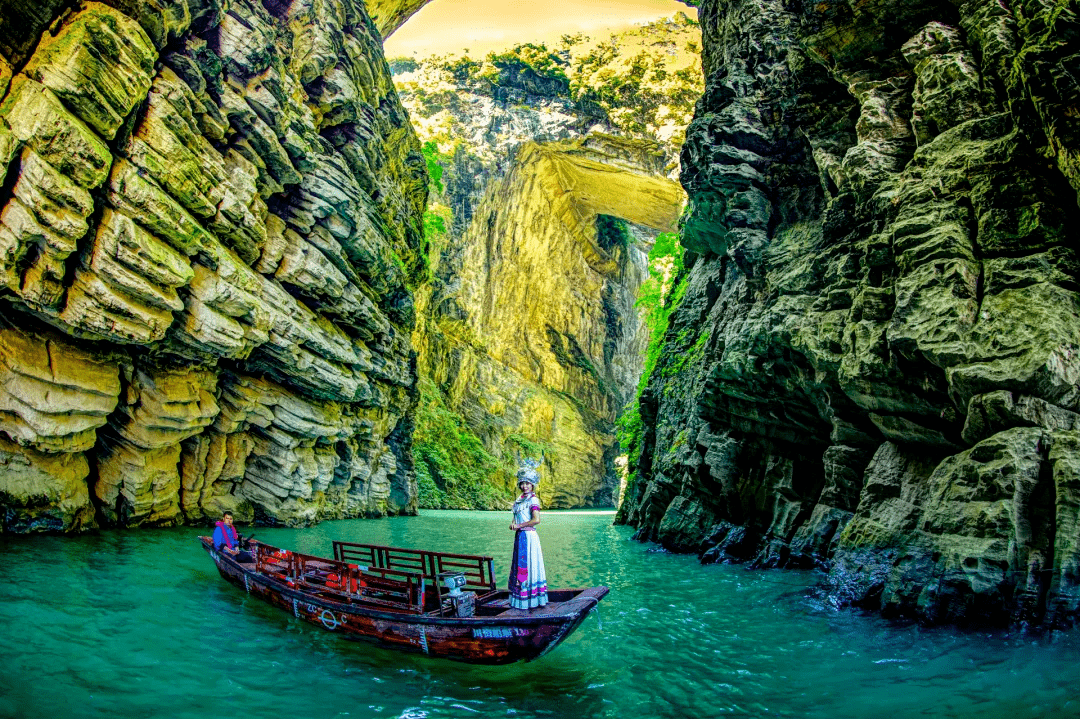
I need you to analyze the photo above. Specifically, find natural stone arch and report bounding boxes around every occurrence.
[367,0,434,37]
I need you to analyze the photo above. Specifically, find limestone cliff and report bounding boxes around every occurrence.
[0,0,427,532]
[621,0,1080,627]
[398,21,699,508]
[414,135,683,507]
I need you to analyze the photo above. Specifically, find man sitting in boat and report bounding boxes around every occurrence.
[213,511,254,562]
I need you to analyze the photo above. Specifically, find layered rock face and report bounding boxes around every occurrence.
[415,135,683,507]
[0,0,427,532]
[621,0,1080,626]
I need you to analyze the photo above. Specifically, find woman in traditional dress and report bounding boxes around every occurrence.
[508,459,548,610]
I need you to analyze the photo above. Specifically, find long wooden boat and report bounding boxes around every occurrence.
[199,537,608,664]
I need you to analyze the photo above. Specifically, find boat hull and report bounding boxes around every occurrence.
[201,539,606,664]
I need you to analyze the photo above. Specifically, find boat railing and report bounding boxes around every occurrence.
[254,542,426,613]
[332,541,497,596]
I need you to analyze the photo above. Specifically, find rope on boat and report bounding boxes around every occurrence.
[582,596,602,631]
[590,602,603,631]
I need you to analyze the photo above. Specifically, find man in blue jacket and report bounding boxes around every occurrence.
[212,511,253,562]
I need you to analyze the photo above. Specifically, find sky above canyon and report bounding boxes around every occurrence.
[383,0,697,57]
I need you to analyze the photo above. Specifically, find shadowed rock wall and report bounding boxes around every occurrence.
[0,0,427,531]
[622,0,1080,627]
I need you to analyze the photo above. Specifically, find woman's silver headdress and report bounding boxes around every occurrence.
[516,457,541,487]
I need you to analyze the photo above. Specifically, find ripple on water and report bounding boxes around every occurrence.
[2,511,1080,718]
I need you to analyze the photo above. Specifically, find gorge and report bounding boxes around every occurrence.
[0,0,1078,632]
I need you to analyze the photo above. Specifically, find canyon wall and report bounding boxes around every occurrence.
[415,134,683,507]
[395,16,701,240]
[621,0,1080,626]
[0,0,427,532]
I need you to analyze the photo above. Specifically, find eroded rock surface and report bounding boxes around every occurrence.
[366,0,434,38]
[0,0,426,531]
[620,0,1080,627]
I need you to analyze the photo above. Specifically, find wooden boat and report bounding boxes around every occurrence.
[199,537,608,664]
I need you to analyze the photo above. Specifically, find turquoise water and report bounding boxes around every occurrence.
[2,509,1079,718]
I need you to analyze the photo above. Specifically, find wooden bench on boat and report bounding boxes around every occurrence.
[333,540,498,611]
[252,541,497,616]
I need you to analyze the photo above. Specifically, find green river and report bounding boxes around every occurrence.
[2,510,1079,718]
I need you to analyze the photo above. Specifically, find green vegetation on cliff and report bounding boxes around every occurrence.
[485,43,572,97]
[394,13,703,157]
[616,231,687,497]
[414,141,452,284]
[413,379,512,509]
[596,214,632,251]
[421,140,445,193]
[635,231,687,388]
[413,379,558,510]
[569,35,703,136]
[389,56,420,74]
[399,19,692,511]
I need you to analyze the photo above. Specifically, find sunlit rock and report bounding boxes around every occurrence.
[1,77,112,188]
[22,3,157,139]
[93,359,220,527]
[415,135,683,507]
[0,149,94,307]
[0,323,121,454]
[0,436,95,533]
[61,208,194,343]
[96,442,184,526]
[0,0,424,532]
[177,372,412,525]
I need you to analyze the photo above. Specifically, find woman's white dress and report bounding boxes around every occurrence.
[508,492,548,609]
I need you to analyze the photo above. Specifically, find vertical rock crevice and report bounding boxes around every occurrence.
[413,135,684,507]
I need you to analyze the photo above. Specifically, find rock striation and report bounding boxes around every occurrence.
[396,25,699,508]
[0,0,426,532]
[621,0,1080,627]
